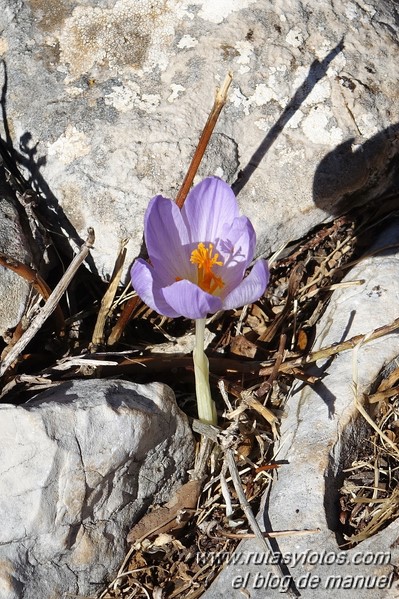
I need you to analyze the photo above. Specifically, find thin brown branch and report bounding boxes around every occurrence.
[259,317,399,376]
[175,72,233,209]
[256,333,287,398]
[0,253,64,333]
[0,229,95,378]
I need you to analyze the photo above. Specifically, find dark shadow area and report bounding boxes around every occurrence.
[262,487,301,597]
[0,59,99,279]
[325,354,399,546]
[304,310,356,418]
[324,415,372,547]
[0,60,104,313]
[0,60,106,372]
[232,38,345,196]
[313,124,399,215]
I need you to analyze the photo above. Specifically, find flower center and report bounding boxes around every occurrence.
[190,242,225,294]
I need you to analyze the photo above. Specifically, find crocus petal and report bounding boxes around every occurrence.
[220,216,256,265]
[218,216,257,295]
[144,195,193,284]
[182,177,239,243]
[223,260,270,310]
[162,279,222,319]
[131,259,181,318]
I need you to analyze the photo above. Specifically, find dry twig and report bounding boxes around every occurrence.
[91,238,128,348]
[0,229,95,378]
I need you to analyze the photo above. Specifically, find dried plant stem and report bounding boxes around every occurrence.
[91,239,128,348]
[224,448,300,598]
[175,72,233,209]
[259,316,399,376]
[192,318,219,478]
[0,252,64,333]
[0,229,95,378]
[304,317,399,364]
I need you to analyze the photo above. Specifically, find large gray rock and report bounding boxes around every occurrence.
[0,378,195,599]
[0,0,398,279]
[204,221,399,598]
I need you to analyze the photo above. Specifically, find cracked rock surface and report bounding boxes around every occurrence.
[0,379,195,599]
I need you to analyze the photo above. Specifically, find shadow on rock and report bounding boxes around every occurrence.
[0,59,99,279]
[313,124,399,215]
[232,39,345,196]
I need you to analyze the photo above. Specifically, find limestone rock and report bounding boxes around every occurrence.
[0,378,195,599]
[204,222,399,598]
[0,0,398,279]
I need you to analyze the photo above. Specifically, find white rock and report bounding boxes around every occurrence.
[0,379,195,599]
[0,0,398,278]
[204,222,399,598]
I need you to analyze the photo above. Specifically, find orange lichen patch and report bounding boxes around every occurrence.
[190,242,224,294]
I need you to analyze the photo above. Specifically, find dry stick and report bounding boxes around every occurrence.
[259,263,304,342]
[0,253,64,333]
[0,229,95,378]
[175,71,233,209]
[108,72,233,345]
[256,333,287,398]
[259,316,399,377]
[224,448,300,598]
[91,239,128,347]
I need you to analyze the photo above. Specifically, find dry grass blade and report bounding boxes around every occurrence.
[259,263,304,342]
[0,228,95,378]
[352,336,399,461]
[91,238,128,348]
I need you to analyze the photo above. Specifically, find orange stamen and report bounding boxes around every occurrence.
[190,243,225,294]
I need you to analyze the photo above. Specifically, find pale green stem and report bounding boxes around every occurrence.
[193,318,217,425]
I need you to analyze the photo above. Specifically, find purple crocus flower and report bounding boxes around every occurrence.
[131,177,269,320]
